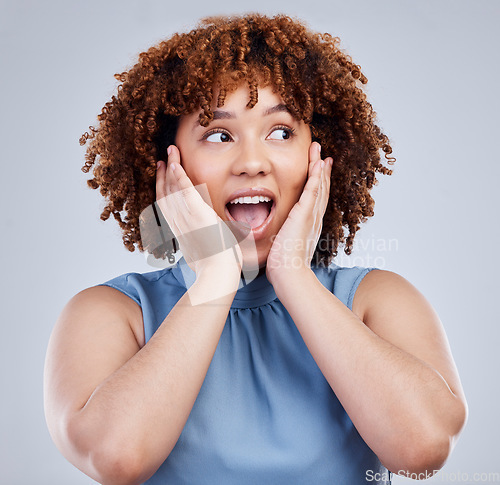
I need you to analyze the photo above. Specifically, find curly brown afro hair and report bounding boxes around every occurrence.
[80,13,395,267]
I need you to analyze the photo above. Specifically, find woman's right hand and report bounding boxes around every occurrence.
[156,145,243,287]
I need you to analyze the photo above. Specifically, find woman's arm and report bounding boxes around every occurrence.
[44,263,239,485]
[266,142,467,476]
[45,147,243,485]
[271,266,468,477]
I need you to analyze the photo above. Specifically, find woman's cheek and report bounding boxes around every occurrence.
[182,159,207,186]
[294,159,309,191]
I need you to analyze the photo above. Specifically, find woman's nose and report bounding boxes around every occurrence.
[230,139,272,177]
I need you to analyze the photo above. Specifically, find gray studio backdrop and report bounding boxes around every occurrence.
[1,0,499,483]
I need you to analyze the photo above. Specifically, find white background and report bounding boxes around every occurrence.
[1,0,499,483]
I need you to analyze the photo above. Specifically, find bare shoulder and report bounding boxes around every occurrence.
[61,285,145,348]
[352,268,441,337]
[352,269,429,325]
[352,268,466,400]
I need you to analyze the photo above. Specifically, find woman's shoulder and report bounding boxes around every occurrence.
[58,283,145,349]
[312,262,380,312]
[102,265,178,290]
[311,261,418,323]
[97,265,185,305]
[62,267,179,348]
[351,267,429,326]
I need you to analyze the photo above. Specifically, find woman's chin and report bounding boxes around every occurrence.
[240,246,269,275]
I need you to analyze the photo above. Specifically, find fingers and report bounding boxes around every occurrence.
[308,141,332,204]
[160,146,188,216]
[299,144,333,239]
[308,141,322,178]
[319,157,333,214]
[165,145,193,194]
[313,157,332,235]
[166,145,217,214]
[160,145,221,227]
[301,145,325,208]
[156,144,182,201]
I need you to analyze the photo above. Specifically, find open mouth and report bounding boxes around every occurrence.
[225,195,274,230]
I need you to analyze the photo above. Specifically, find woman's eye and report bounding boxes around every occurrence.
[267,127,294,141]
[205,131,232,143]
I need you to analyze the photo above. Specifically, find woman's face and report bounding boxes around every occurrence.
[174,84,312,269]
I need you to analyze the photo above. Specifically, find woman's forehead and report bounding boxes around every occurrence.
[189,87,304,126]
[178,80,307,125]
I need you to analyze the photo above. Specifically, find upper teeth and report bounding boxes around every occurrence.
[229,196,272,204]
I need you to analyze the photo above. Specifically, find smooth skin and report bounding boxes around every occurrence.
[44,85,467,485]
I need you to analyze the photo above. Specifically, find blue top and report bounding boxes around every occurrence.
[100,259,391,484]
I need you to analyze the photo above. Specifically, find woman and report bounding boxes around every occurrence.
[44,13,467,484]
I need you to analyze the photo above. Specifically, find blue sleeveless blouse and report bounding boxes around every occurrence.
[101,259,391,484]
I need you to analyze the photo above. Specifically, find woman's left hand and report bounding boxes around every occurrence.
[266,141,333,288]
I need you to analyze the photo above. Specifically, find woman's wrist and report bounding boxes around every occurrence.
[268,265,315,300]
[188,248,242,305]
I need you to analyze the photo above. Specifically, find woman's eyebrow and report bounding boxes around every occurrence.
[263,104,291,116]
[193,104,292,129]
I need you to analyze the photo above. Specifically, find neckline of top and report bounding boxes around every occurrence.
[170,258,277,309]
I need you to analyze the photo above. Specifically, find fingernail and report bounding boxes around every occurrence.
[321,160,326,168]
[157,161,161,170]
[317,143,322,155]
[170,162,176,171]
[167,146,173,156]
